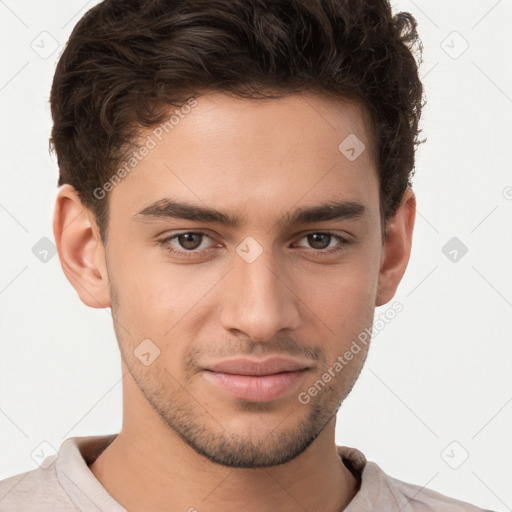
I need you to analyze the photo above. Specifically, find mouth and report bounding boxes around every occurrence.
[201,357,311,402]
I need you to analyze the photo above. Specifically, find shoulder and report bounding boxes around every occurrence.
[337,446,496,512]
[363,460,496,512]
[0,455,77,511]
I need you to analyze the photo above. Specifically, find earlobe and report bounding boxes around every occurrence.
[375,187,416,307]
[53,184,111,308]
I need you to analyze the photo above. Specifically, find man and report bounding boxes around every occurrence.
[0,0,496,510]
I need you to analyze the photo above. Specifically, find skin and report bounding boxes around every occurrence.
[53,91,415,512]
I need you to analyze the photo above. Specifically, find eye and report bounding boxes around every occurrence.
[160,231,216,259]
[169,232,208,251]
[293,232,350,255]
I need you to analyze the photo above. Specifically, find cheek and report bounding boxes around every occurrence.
[110,254,222,340]
[300,259,377,330]
[294,255,378,374]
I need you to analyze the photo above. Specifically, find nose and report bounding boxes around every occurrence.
[218,245,301,342]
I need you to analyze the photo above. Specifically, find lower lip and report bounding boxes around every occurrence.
[202,370,308,402]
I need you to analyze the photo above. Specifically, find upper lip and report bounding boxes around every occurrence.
[204,357,310,376]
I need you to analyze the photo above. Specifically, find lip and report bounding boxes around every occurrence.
[205,357,311,376]
[202,357,311,402]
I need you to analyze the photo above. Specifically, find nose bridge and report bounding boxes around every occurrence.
[219,242,301,341]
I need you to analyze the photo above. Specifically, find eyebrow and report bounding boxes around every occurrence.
[132,197,368,228]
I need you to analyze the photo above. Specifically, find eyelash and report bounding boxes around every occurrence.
[159,231,351,259]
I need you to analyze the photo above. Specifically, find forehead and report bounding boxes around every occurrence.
[108,91,380,227]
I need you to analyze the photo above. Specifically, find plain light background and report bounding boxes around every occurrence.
[1,0,511,510]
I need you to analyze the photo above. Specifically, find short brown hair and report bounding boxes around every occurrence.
[49,0,425,244]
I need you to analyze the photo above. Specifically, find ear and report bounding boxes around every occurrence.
[52,184,111,308]
[376,187,416,307]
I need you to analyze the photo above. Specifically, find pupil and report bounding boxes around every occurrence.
[180,233,201,250]
[309,233,330,249]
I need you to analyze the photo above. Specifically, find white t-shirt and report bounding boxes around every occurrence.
[0,434,495,511]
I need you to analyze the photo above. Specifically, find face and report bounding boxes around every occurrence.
[76,92,387,468]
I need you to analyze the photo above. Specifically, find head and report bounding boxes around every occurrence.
[51,0,423,468]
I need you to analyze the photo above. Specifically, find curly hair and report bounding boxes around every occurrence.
[49,0,425,244]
